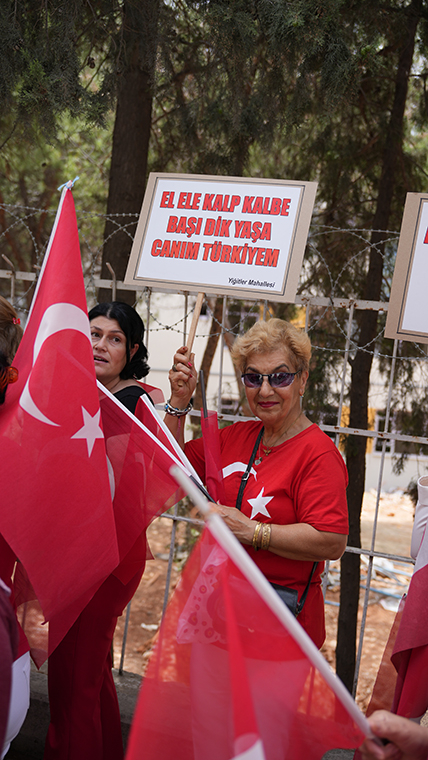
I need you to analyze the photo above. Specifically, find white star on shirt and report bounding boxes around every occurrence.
[71,407,104,457]
[247,488,273,520]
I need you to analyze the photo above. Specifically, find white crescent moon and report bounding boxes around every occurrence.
[106,455,116,500]
[19,303,92,426]
[222,462,257,481]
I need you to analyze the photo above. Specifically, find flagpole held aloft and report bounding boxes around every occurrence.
[137,393,203,485]
[170,464,374,744]
[0,185,120,656]
[57,176,80,192]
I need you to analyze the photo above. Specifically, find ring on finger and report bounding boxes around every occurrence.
[172,364,177,372]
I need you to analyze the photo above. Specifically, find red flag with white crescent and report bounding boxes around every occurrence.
[0,185,119,627]
[125,494,370,760]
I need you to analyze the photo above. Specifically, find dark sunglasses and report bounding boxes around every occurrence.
[241,370,300,389]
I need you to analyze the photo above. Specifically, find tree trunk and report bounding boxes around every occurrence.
[336,0,421,692]
[99,0,160,304]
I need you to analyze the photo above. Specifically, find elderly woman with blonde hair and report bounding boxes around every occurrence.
[166,317,349,648]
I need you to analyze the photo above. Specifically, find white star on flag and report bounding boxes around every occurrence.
[247,487,273,520]
[72,407,104,456]
[233,737,266,759]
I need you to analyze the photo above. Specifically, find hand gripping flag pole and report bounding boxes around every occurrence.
[125,464,376,760]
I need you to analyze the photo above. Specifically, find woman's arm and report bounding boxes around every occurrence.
[212,504,347,561]
[163,346,197,449]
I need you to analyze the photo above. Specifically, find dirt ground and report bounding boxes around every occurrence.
[113,490,416,711]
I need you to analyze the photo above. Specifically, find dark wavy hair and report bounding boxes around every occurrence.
[88,302,150,380]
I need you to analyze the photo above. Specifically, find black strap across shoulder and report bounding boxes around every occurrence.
[235,426,264,512]
[235,426,317,615]
[296,561,318,614]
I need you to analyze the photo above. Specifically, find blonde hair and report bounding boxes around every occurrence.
[0,296,23,362]
[230,318,311,374]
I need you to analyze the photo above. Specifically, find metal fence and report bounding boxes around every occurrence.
[1,204,427,703]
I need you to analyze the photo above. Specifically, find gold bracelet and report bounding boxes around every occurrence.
[261,523,272,551]
[252,521,262,551]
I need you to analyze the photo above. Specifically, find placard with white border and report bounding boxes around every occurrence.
[125,173,317,302]
[385,192,428,344]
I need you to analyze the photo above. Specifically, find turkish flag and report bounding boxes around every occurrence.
[21,381,192,664]
[358,482,428,728]
[97,384,189,584]
[125,504,369,760]
[389,478,428,719]
[40,384,190,660]
[200,409,226,504]
[390,566,428,719]
[0,186,119,626]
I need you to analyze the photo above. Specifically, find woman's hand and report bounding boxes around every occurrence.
[211,504,255,546]
[211,506,346,561]
[164,346,197,448]
[359,710,428,760]
[168,346,197,407]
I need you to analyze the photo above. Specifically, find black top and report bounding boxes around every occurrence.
[114,385,153,415]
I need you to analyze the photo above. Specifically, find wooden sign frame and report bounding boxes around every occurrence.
[385,193,428,344]
[125,173,317,303]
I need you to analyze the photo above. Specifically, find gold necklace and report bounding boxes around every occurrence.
[254,412,302,466]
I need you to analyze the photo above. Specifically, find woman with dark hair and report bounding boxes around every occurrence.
[44,302,160,760]
[88,301,151,414]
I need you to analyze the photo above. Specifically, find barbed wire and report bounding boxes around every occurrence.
[1,204,426,369]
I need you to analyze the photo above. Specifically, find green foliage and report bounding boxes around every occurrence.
[3,0,428,440]
[0,1,99,143]
[0,112,113,310]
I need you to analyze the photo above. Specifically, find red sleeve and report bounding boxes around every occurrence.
[293,447,349,535]
[185,436,206,483]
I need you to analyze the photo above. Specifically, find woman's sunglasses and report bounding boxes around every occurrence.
[241,370,300,389]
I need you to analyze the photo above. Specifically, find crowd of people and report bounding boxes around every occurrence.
[0,296,427,759]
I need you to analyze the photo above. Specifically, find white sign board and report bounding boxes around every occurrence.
[385,193,428,344]
[125,173,317,302]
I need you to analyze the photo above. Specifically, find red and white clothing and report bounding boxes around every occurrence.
[0,536,30,759]
[186,421,349,648]
[44,384,155,760]
[0,578,18,758]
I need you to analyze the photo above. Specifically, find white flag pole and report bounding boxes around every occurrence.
[138,394,204,486]
[98,381,191,477]
[27,179,80,324]
[170,465,375,742]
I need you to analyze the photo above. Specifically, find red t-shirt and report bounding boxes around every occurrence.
[185,421,349,647]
